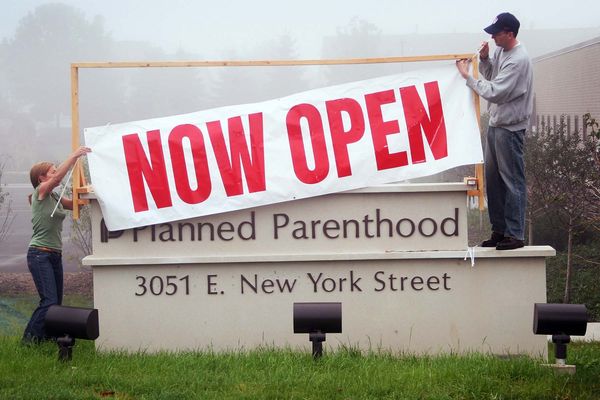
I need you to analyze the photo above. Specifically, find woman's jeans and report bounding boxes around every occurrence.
[23,247,63,342]
[485,126,527,241]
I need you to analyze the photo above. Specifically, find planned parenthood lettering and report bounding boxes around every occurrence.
[101,208,460,243]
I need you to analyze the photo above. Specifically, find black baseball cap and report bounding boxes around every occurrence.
[484,12,520,35]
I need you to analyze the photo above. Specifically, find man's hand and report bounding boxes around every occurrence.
[455,59,471,79]
[479,41,489,60]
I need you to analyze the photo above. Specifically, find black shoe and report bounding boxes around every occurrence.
[481,232,504,247]
[496,237,525,250]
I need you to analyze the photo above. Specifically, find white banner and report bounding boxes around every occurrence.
[85,64,483,231]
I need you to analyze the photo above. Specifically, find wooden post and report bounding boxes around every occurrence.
[471,56,486,211]
[71,54,474,69]
[70,65,81,219]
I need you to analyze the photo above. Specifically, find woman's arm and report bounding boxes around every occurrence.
[60,197,74,210]
[38,146,91,199]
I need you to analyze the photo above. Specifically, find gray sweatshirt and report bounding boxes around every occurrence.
[466,43,534,131]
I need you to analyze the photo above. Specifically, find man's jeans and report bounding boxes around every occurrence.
[485,126,526,241]
[23,247,63,342]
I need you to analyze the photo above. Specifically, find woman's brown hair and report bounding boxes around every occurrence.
[29,162,53,189]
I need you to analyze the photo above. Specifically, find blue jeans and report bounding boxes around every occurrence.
[485,126,526,241]
[23,247,63,342]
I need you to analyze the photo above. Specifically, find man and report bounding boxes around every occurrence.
[456,12,533,250]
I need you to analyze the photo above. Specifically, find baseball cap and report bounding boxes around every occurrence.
[484,12,520,35]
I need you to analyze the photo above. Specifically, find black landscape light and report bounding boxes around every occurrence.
[293,302,342,359]
[45,305,99,361]
[533,303,588,369]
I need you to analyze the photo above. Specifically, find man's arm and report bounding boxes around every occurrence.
[455,42,493,80]
[478,42,494,80]
[479,57,494,81]
[465,60,526,104]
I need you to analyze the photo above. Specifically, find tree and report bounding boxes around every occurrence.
[209,48,264,108]
[67,160,92,266]
[258,33,311,99]
[526,121,600,303]
[69,202,92,265]
[320,18,386,86]
[525,127,552,246]
[583,113,600,168]
[118,45,212,122]
[3,4,114,124]
[208,33,312,109]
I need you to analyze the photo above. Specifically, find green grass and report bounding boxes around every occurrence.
[2,296,600,399]
[0,294,93,337]
[1,337,600,399]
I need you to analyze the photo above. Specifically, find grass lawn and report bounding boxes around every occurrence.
[2,295,600,399]
[0,294,92,338]
[1,336,600,399]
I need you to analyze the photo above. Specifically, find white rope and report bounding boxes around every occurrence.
[464,246,477,267]
[50,160,77,218]
[471,42,487,60]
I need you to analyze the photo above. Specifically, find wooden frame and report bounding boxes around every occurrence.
[70,54,484,219]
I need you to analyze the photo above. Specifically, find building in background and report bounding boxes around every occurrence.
[533,36,600,136]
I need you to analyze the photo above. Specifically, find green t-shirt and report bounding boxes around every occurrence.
[29,186,66,250]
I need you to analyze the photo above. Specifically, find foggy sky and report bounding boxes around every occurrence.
[3,0,600,58]
[2,0,600,273]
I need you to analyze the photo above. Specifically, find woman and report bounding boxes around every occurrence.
[22,146,91,344]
